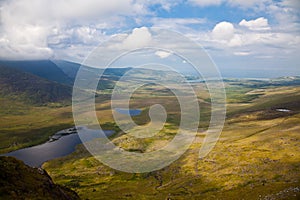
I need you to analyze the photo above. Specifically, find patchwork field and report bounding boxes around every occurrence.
[41,82,300,199]
[1,74,300,199]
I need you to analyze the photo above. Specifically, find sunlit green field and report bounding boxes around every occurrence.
[1,77,299,199]
[0,99,74,153]
[40,82,300,199]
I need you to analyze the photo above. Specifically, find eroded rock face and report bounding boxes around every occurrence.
[0,156,80,200]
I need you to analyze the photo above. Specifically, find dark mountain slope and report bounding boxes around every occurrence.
[53,60,132,90]
[0,60,73,85]
[0,65,71,104]
[52,60,81,80]
[0,156,80,200]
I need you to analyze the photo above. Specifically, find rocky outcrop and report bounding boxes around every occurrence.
[0,156,80,200]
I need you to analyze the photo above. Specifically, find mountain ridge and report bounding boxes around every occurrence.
[0,65,72,105]
[0,60,73,86]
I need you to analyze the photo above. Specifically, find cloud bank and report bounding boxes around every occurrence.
[0,0,299,75]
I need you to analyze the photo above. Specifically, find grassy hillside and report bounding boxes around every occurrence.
[0,98,74,153]
[0,65,72,105]
[0,65,74,153]
[0,60,73,85]
[43,83,300,199]
[1,67,299,199]
[0,156,79,200]
[0,62,134,154]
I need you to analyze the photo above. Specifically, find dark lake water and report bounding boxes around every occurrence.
[3,127,114,167]
[115,108,142,116]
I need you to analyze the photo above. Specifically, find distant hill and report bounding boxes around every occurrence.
[0,59,175,104]
[0,59,134,104]
[26,60,132,90]
[53,60,132,90]
[0,65,72,105]
[224,76,300,88]
[52,60,81,80]
[0,60,73,86]
[0,156,80,200]
[0,59,145,90]
[53,60,131,80]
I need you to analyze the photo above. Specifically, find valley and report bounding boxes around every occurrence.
[43,83,300,199]
[1,1,299,199]
[0,60,299,199]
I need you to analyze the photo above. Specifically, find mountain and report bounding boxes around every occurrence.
[53,60,132,90]
[0,65,72,104]
[0,59,145,90]
[0,60,73,86]
[0,156,80,200]
[54,60,132,79]
[51,60,114,89]
[0,59,133,104]
[52,60,81,80]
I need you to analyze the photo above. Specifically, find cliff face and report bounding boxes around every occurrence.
[0,156,80,200]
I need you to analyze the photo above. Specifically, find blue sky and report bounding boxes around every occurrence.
[0,0,299,77]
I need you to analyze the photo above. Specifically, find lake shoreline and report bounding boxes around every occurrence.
[1,126,115,167]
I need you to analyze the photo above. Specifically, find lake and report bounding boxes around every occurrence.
[3,126,114,167]
[115,108,142,116]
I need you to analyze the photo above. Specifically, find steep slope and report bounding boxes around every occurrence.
[0,65,72,104]
[0,156,80,200]
[0,60,73,85]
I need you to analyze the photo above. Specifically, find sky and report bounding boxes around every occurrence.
[0,0,299,77]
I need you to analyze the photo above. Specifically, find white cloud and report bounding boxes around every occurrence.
[155,51,172,58]
[152,18,206,28]
[137,0,182,11]
[234,51,251,56]
[266,1,300,33]
[212,22,235,41]
[227,0,271,8]
[188,0,272,9]
[228,35,243,47]
[0,0,299,69]
[279,0,300,10]
[239,17,271,31]
[0,0,187,60]
[188,0,223,7]
[206,16,300,59]
[0,23,53,59]
[70,26,107,45]
[0,0,146,60]
[122,27,152,49]
[151,17,207,32]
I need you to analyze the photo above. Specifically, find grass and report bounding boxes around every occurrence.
[1,78,300,199]
[0,98,74,153]
[42,83,300,199]
[43,111,300,199]
[225,86,262,103]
